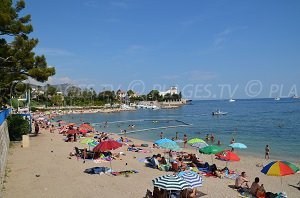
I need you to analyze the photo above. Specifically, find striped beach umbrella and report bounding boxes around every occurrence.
[261,161,299,176]
[192,142,208,149]
[178,171,203,188]
[152,175,190,191]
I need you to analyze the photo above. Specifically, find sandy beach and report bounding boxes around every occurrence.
[2,123,299,198]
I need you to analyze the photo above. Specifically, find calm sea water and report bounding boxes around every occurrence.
[59,98,300,162]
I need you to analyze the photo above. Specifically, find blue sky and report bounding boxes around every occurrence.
[26,0,300,99]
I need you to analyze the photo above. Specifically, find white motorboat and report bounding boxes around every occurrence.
[274,97,280,101]
[229,99,236,102]
[212,109,228,116]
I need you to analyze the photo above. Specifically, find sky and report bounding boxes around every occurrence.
[24,0,300,99]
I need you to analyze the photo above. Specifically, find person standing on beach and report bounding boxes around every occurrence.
[34,122,39,136]
[160,132,163,139]
[183,134,188,148]
[175,132,179,140]
[265,145,270,159]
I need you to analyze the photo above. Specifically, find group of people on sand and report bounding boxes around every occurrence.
[235,171,279,198]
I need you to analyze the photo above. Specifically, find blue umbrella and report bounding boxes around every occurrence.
[159,142,181,151]
[178,171,203,188]
[155,138,176,146]
[229,143,247,149]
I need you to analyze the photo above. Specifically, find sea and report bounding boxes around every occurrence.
[59,98,300,162]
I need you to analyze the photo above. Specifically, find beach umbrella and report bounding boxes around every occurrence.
[66,129,78,135]
[188,138,206,145]
[79,123,94,131]
[68,123,76,126]
[152,175,190,191]
[175,139,184,143]
[155,138,176,146]
[261,161,299,176]
[93,140,122,171]
[80,138,94,145]
[229,143,247,149]
[178,171,203,188]
[93,140,122,152]
[88,141,98,147]
[199,145,223,154]
[261,161,299,188]
[215,150,240,162]
[191,142,208,149]
[79,129,88,134]
[199,145,223,163]
[159,142,181,151]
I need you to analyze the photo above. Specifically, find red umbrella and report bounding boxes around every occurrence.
[67,129,78,135]
[79,123,94,131]
[93,140,122,152]
[79,129,88,134]
[215,150,240,161]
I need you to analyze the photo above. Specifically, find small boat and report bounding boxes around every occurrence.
[229,99,235,102]
[212,109,228,116]
[292,95,299,99]
[274,97,280,101]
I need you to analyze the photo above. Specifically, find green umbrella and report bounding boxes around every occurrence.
[188,138,206,145]
[199,145,223,163]
[80,138,94,145]
[199,145,223,154]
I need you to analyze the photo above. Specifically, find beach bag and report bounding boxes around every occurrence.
[141,144,148,147]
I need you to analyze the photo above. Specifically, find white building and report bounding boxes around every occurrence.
[159,86,178,97]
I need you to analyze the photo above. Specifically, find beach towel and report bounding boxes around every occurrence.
[111,170,139,176]
[93,159,110,163]
[225,173,239,180]
[84,167,111,174]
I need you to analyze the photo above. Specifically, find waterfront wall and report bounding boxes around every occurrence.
[0,109,11,196]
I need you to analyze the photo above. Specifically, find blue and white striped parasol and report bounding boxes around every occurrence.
[152,175,190,191]
[191,142,208,149]
[178,171,203,188]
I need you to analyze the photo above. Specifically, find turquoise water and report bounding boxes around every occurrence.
[59,98,300,162]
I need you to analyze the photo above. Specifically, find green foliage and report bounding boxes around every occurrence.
[50,94,63,106]
[47,85,57,96]
[0,0,55,104]
[30,106,37,112]
[147,90,163,101]
[7,114,30,141]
